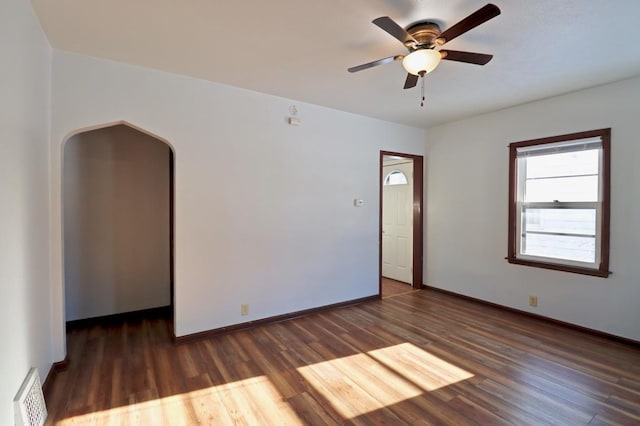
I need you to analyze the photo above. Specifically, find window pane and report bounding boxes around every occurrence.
[525,150,599,179]
[523,208,596,236]
[521,233,595,263]
[384,171,408,186]
[524,175,599,202]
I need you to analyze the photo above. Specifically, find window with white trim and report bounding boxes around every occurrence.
[507,128,611,277]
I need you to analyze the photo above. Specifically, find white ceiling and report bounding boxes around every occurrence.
[31,0,640,129]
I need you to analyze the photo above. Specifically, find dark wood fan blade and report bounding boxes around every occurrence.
[440,50,493,65]
[438,3,501,44]
[373,16,417,48]
[348,55,403,73]
[403,73,418,89]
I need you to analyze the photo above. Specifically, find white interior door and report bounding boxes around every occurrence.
[382,161,413,284]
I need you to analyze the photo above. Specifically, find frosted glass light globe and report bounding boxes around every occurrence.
[402,49,441,76]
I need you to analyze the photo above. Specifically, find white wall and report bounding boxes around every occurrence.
[0,0,52,423]
[49,51,425,353]
[64,125,171,321]
[424,76,640,341]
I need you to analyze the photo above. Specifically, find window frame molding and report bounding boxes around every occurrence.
[507,128,611,277]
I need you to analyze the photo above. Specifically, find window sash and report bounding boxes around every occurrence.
[515,201,602,268]
[516,148,603,202]
[516,145,603,265]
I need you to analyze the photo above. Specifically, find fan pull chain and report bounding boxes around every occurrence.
[420,74,425,107]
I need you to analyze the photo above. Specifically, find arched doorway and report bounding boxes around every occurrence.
[63,123,174,323]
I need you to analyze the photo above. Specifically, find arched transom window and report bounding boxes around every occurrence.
[384,170,408,186]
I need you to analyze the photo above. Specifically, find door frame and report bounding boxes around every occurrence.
[379,151,424,294]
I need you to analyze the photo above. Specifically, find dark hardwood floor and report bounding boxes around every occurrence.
[381,277,417,298]
[45,289,640,425]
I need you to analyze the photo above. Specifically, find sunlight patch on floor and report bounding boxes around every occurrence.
[369,342,475,392]
[55,375,303,425]
[297,342,473,419]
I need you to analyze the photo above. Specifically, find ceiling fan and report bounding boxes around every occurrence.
[348,3,501,100]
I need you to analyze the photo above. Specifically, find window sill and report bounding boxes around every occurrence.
[506,257,610,278]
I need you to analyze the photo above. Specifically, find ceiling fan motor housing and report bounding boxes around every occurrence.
[405,21,442,49]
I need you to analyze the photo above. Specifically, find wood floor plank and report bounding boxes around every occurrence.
[45,289,640,425]
[286,391,342,425]
[447,395,512,425]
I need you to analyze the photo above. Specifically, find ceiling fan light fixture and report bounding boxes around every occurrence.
[402,49,441,76]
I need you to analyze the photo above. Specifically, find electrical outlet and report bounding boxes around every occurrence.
[241,304,249,316]
[529,295,538,307]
